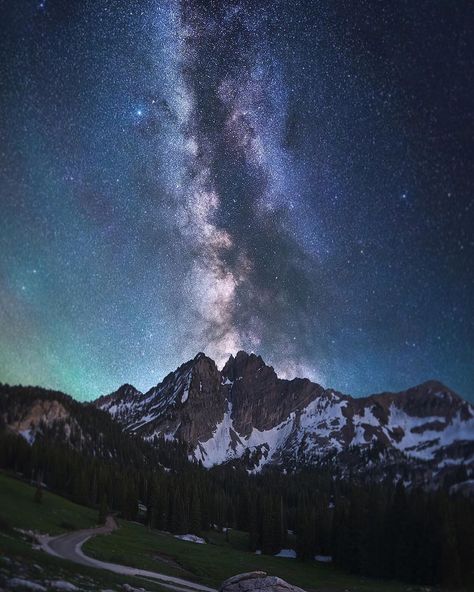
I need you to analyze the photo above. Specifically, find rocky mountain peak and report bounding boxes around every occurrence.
[359,380,471,424]
[100,351,225,445]
[94,383,143,415]
[191,352,219,377]
[403,381,473,422]
[116,383,142,397]
[222,350,272,382]
[161,352,217,386]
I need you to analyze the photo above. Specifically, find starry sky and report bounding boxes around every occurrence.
[1,0,473,402]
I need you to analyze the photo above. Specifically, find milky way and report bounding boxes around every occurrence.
[0,1,473,400]
[161,1,321,374]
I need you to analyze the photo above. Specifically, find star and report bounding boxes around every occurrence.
[0,0,471,401]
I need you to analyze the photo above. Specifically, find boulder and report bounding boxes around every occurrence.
[220,572,306,592]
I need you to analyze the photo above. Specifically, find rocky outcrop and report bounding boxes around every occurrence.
[97,353,227,445]
[220,572,305,592]
[222,351,323,435]
[1,396,76,445]
[6,399,70,434]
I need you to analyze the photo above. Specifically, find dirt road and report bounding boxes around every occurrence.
[40,517,216,592]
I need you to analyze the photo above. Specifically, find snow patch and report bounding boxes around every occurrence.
[386,406,474,460]
[315,555,332,562]
[275,548,296,558]
[195,401,240,467]
[49,582,79,591]
[174,534,206,544]
[19,429,35,444]
[195,400,298,471]
[7,579,47,592]
[181,388,189,404]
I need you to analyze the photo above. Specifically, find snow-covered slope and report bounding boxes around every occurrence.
[95,351,474,483]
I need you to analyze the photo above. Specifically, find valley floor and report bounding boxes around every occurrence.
[0,472,462,592]
[83,521,420,592]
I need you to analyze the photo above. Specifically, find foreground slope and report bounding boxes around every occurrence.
[0,473,415,592]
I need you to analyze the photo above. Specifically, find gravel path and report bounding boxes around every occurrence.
[39,517,216,592]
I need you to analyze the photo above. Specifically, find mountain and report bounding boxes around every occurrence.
[95,351,474,484]
[2,371,473,589]
[0,383,186,470]
[0,384,115,452]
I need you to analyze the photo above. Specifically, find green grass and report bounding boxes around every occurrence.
[84,521,417,592]
[0,530,168,592]
[0,472,453,592]
[0,472,96,535]
[0,473,167,591]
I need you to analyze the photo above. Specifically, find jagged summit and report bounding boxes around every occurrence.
[93,351,474,481]
[116,383,142,396]
[222,350,269,381]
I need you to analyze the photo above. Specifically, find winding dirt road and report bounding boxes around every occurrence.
[39,517,216,592]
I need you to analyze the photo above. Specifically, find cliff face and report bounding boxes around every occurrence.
[222,351,323,435]
[95,351,474,482]
[98,354,226,445]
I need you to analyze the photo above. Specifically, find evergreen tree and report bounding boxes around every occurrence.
[153,485,169,531]
[261,495,278,555]
[296,502,315,561]
[34,484,43,504]
[248,498,259,551]
[98,493,107,525]
[190,489,202,535]
[123,485,138,521]
[439,500,461,587]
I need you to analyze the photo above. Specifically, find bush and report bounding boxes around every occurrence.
[0,515,12,532]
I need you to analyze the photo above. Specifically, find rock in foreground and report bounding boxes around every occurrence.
[220,572,305,592]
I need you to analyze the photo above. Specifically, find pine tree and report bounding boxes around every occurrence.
[296,502,315,561]
[123,485,138,521]
[190,489,202,535]
[98,493,107,525]
[153,486,169,530]
[261,496,277,555]
[34,484,43,504]
[171,490,188,534]
[388,481,410,580]
[439,499,462,587]
[248,499,259,551]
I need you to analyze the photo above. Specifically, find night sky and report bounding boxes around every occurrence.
[1,1,473,402]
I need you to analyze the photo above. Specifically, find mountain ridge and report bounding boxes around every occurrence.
[94,351,474,483]
[102,353,466,412]
[2,349,472,486]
